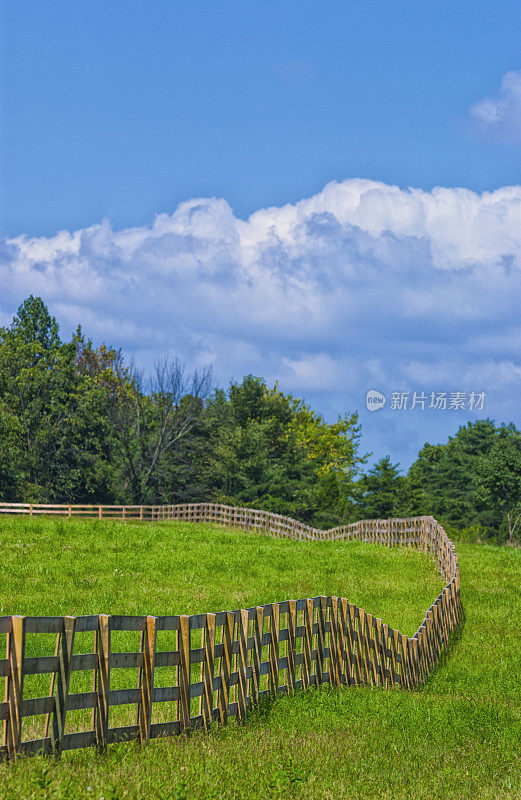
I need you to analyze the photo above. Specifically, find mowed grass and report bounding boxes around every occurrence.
[0,519,520,799]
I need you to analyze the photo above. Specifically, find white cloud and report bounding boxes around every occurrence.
[2,178,521,465]
[280,354,351,392]
[469,70,521,142]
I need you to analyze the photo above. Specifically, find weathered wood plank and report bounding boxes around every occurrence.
[315,596,327,687]
[302,599,314,691]
[218,612,234,726]
[178,616,191,735]
[201,613,216,731]
[95,615,110,751]
[250,607,263,706]
[5,616,25,760]
[269,603,280,697]
[137,616,156,744]
[329,597,340,688]
[237,609,249,723]
[287,600,297,694]
[50,616,76,756]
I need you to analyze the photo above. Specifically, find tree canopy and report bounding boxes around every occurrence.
[0,297,519,541]
[0,300,365,523]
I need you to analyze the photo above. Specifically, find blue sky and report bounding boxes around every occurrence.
[2,1,521,470]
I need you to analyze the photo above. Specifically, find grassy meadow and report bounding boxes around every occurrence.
[0,517,520,799]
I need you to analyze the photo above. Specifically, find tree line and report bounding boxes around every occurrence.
[1,297,520,543]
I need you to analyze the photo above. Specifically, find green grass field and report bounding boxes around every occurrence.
[1,517,520,799]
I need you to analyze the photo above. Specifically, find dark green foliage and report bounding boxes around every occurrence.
[204,375,365,524]
[1,297,520,539]
[407,419,521,538]
[355,456,409,518]
[352,421,521,540]
[0,297,120,501]
[474,434,521,542]
[204,376,314,517]
[0,302,364,523]
[408,420,500,526]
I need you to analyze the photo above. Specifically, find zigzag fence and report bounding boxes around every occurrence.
[0,503,461,761]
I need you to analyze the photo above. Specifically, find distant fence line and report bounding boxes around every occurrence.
[0,503,460,762]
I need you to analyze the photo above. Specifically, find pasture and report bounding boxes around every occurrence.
[0,516,519,799]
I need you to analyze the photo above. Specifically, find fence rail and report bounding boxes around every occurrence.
[0,503,460,761]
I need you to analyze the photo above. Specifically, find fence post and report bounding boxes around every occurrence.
[400,634,410,689]
[95,615,110,751]
[417,626,428,683]
[201,613,216,731]
[425,613,435,674]
[178,616,191,735]
[44,632,61,742]
[251,607,263,706]
[338,598,349,686]
[302,598,313,690]
[329,597,341,688]
[316,596,327,686]
[374,617,384,687]
[5,616,25,760]
[389,628,399,687]
[407,638,418,690]
[269,604,280,696]
[358,609,371,685]
[381,623,390,688]
[411,637,420,687]
[348,604,361,685]
[50,616,76,756]
[238,610,249,723]
[365,614,377,686]
[218,612,234,726]
[138,616,156,744]
[287,600,297,693]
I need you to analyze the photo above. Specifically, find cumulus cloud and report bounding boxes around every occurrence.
[469,70,521,142]
[2,178,521,465]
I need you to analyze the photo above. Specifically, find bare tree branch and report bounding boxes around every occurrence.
[112,357,213,502]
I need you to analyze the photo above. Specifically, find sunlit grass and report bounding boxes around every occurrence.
[0,515,440,633]
[1,519,520,799]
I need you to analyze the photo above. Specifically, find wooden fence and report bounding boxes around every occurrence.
[0,503,460,761]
